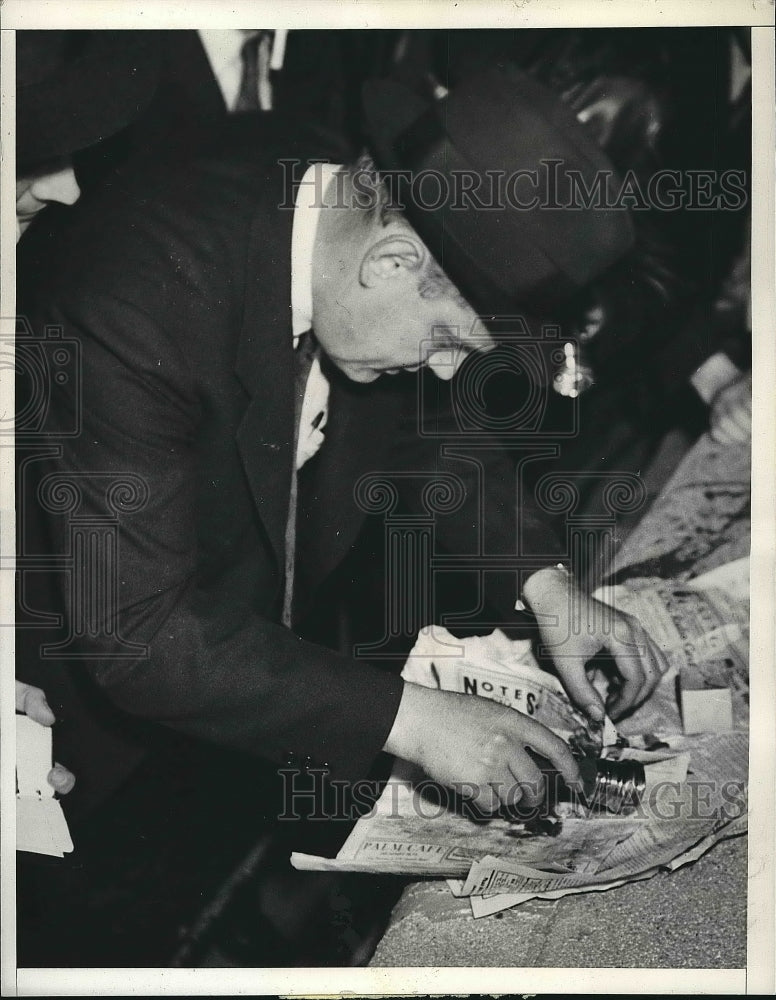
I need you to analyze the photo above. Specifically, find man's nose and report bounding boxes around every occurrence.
[426,347,467,381]
[31,167,81,207]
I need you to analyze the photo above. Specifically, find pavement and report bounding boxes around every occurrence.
[370,825,746,968]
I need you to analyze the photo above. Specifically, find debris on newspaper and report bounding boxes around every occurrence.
[291,564,748,917]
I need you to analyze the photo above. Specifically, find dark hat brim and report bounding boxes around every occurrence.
[363,68,634,317]
[16,31,161,170]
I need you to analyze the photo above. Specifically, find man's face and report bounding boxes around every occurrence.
[312,219,496,383]
[16,160,80,239]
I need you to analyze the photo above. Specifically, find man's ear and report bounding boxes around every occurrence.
[359,234,425,288]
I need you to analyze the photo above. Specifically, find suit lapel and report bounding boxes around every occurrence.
[169,31,228,119]
[235,192,295,579]
[233,172,405,619]
[294,368,405,619]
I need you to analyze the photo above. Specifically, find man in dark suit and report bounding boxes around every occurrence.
[17,67,667,963]
[15,29,162,802]
[74,29,357,188]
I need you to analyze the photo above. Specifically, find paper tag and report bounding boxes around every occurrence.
[643,752,691,794]
[16,716,74,856]
[17,798,74,857]
[16,715,54,799]
[680,681,733,734]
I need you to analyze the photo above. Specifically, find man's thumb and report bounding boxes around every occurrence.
[554,662,605,722]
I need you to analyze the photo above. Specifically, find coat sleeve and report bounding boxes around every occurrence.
[22,208,402,789]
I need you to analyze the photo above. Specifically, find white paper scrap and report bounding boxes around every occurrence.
[16,715,73,857]
[17,798,74,857]
[16,715,54,799]
[680,683,734,734]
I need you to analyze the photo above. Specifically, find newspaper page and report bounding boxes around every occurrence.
[292,566,749,919]
[292,590,748,893]
[608,434,751,581]
[401,626,618,745]
[595,561,750,731]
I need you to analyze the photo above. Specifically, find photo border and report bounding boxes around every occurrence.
[1,2,773,995]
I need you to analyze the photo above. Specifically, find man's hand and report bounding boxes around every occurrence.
[690,354,752,445]
[383,683,581,814]
[709,371,751,445]
[522,567,668,722]
[15,680,76,795]
[690,351,742,406]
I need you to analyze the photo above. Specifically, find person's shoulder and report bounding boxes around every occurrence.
[128,115,349,200]
[183,115,352,210]
[70,117,348,256]
[21,117,351,316]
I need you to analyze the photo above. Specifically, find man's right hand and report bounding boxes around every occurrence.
[382,682,581,814]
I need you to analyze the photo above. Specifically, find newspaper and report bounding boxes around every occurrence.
[291,564,749,916]
[595,560,749,732]
[401,625,618,745]
[608,434,750,581]
[292,730,745,877]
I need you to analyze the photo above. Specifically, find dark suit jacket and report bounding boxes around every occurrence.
[17,120,561,817]
[75,30,354,191]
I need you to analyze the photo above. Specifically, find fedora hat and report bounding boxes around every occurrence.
[16,30,160,172]
[362,65,635,317]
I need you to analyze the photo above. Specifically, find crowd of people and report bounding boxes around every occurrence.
[15,28,751,967]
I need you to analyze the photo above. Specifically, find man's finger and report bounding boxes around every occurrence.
[624,631,666,707]
[504,750,544,809]
[518,717,581,792]
[713,413,742,444]
[604,632,647,717]
[730,407,751,435]
[47,764,75,795]
[553,658,606,723]
[15,681,56,726]
[465,782,503,816]
[710,420,732,444]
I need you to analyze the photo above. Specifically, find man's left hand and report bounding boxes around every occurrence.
[15,680,76,795]
[522,567,668,721]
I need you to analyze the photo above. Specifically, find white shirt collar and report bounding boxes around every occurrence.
[198,29,250,75]
[198,29,260,110]
[290,162,341,341]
